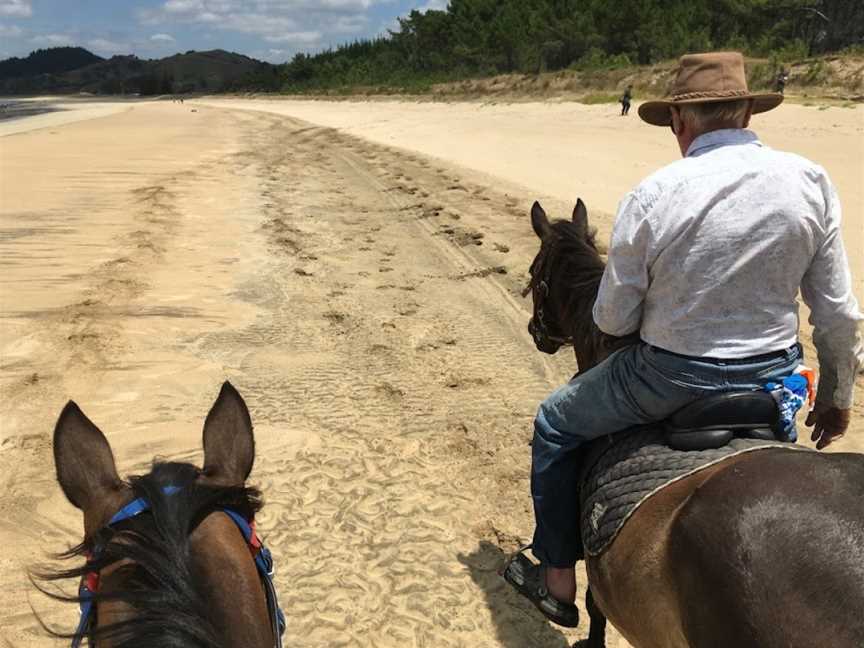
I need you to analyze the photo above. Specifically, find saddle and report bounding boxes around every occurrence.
[577,390,802,557]
[664,390,780,450]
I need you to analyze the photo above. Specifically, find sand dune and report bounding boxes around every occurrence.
[0,98,861,647]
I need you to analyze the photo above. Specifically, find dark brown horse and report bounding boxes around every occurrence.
[526,200,864,648]
[39,382,281,648]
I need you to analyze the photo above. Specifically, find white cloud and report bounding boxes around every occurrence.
[0,0,31,18]
[87,38,130,55]
[139,0,392,38]
[163,0,204,13]
[332,14,368,34]
[136,0,439,58]
[419,0,447,10]
[264,30,321,44]
[150,33,176,42]
[31,33,75,47]
[0,23,22,37]
[218,13,300,35]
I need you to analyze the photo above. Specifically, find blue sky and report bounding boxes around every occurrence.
[0,0,448,63]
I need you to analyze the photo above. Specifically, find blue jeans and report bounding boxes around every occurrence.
[531,342,802,567]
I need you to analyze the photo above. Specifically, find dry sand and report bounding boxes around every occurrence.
[197,97,864,297]
[0,97,861,648]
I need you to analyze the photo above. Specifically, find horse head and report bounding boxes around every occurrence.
[46,382,280,648]
[526,199,632,372]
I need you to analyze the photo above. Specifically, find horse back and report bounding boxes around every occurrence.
[588,450,864,648]
[670,450,864,648]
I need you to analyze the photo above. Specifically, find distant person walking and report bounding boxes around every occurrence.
[774,68,789,94]
[620,85,632,116]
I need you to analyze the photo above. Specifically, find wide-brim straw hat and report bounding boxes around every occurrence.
[638,51,783,127]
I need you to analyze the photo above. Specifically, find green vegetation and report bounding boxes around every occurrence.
[271,0,863,94]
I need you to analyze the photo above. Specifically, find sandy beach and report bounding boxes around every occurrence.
[1,97,861,647]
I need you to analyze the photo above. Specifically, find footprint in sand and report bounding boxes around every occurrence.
[322,310,348,324]
[450,266,507,281]
[419,206,444,219]
[397,302,419,316]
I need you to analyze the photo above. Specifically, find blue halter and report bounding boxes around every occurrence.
[72,485,285,647]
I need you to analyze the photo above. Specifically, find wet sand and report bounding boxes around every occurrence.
[1,98,861,647]
[0,97,134,137]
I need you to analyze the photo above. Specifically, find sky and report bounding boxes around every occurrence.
[0,0,449,63]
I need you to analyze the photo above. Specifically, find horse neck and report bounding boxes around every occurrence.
[96,513,272,648]
[553,258,607,371]
[190,512,274,648]
[93,504,273,648]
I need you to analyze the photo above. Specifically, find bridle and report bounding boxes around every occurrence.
[524,240,574,351]
[72,485,285,648]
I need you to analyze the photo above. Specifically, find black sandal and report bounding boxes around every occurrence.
[503,548,580,628]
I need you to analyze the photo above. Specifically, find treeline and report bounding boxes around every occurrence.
[275,0,863,92]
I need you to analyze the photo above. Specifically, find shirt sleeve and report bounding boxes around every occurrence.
[592,191,654,337]
[800,179,863,409]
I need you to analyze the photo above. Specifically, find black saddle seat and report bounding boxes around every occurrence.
[664,391,779,451]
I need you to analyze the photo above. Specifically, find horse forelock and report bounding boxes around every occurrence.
[37,461,263,648]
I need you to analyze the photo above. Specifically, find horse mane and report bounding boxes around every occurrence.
[36,462,263,648]
[547,218,606,300]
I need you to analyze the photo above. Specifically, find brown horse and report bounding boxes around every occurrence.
[525,200,864,648]
[39,382,282,648]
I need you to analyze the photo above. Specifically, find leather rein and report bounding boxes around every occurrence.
[71,485,285,648]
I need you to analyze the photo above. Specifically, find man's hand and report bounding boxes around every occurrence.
[806,403,851,450]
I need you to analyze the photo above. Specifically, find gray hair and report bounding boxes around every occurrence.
[677,99,752,133]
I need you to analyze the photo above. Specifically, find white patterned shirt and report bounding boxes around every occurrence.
[593,129,862,408]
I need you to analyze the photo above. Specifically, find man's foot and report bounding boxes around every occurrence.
[545,566,577,604]
[503,550,580,628]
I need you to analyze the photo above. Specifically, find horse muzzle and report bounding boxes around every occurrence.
[528,318,563,354]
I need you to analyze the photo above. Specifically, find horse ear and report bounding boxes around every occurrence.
[572,198,589,238]
[531,201,551,239]
[202,382,254,485]
[53,402,121,511]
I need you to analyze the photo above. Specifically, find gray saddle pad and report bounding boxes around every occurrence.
[579,428,809,556]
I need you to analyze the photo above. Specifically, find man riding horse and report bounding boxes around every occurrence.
[506,51,863,627]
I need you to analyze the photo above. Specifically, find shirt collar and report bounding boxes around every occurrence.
[686,129,761,158]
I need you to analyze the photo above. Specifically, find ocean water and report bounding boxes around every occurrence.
[0,99,59,122]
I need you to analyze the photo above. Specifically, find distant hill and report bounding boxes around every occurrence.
[0,47,274,95]
[0,47,104,80]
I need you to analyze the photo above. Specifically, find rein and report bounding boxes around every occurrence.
[72,485,285,648]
